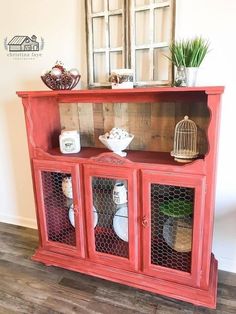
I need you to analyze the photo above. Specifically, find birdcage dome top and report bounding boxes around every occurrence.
[175,116,197,132]
[171,116,198,162]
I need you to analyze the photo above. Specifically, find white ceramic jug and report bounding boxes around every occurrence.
[112,182,127,205]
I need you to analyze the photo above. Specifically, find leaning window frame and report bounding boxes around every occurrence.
[85,0,175,88]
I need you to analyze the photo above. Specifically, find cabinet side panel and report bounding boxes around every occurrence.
[25,97,61,153]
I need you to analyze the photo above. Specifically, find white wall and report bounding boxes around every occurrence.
[0,0,235,272]
[175,0,236,273]
[0,0,87,227]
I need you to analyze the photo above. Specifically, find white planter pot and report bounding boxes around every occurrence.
[185,67,198,87]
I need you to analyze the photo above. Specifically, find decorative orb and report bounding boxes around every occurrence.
[69,68,80,77]
[51,67,62,77]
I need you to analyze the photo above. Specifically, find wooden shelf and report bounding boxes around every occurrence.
[40,147,205,174]
[17,86,224,99]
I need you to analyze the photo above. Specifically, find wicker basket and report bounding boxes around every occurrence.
[41,72,81,90]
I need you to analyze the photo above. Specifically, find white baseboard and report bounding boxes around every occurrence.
[0,214,235,273]
[0,213,37,229]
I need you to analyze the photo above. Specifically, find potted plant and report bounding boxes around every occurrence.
[160,200,193,252]
[168,36,210,86]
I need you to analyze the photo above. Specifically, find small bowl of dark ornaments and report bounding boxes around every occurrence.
[41,62,81,90]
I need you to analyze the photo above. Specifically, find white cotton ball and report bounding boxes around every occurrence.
[103,127,131,140]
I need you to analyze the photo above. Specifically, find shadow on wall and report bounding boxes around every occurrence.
[213,207,236,272]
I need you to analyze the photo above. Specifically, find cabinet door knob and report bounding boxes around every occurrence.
[142,216,148,228]
[73,205,79,215]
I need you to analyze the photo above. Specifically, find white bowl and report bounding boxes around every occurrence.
[99,134,134,157]
[113,205,128,242]
[69,205,98,228]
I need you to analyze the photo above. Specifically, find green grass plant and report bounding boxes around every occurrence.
[168,36,210,68]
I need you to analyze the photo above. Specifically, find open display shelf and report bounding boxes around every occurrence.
[17,86,224,308]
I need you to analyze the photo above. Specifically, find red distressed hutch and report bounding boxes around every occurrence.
[17,86,224,308]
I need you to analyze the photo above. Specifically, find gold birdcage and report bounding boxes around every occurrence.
[171,116,198,163]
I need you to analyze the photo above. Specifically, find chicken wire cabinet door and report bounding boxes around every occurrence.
[83,164,138,271]
[33,160,85,258]
[141,170,206,287]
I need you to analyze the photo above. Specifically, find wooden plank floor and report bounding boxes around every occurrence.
[0,222,235,314]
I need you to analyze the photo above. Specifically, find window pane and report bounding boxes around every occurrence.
[154,7,171,43]
[154,47,169,81]
[92,0,104,13]
[94,53,107,82]
[110,51,123,71]
[87,0,174,86]
[135,49,151,81]
[135,0,150,6]
[108,0,123,10]
[135,10,150,46]
[109,15,123,48]
[93,17,106,49]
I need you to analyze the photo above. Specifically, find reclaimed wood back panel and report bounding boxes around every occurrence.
[59,102,209,154]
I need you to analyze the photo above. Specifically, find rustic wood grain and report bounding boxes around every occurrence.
[150,102,175,152]
[0,222,235,313]
[77,103,95,147]
[59,103,80,131]
[93,103,105,148]
[174,101,209,155]
[58,100,209,154]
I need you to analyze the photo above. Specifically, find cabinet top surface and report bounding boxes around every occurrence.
[16,86,224,98]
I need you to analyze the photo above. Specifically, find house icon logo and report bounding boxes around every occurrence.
[4,34,44,60]
[7,35,39,52]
